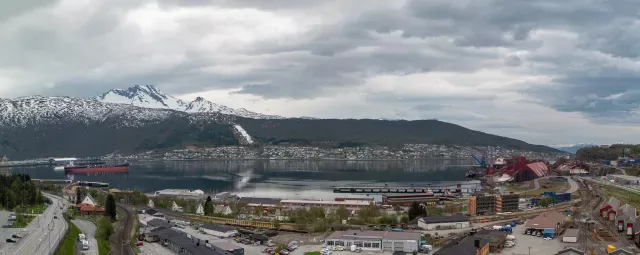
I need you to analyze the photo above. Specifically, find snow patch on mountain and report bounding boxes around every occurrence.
[549,143,597,153]
[94,85,282,119]
[233,124,254,144]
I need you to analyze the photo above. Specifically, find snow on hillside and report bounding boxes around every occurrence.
[233,124,254,144]
[0,96,174,127]
[94,85,282,119]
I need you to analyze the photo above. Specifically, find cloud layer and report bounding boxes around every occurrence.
[1,0,640,145]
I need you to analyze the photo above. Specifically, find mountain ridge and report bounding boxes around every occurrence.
[0,85,562,159]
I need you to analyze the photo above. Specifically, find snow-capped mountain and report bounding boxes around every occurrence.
[0,95,175,128]
[93,85,282,119]
[549,143,597,153]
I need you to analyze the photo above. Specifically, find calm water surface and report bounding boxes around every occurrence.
[10,159,479,201]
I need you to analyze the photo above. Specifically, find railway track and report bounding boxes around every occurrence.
[110,204,134,255]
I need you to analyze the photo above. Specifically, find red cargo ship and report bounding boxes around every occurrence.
[64,163,130,174]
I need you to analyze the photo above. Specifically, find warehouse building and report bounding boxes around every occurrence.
[468,194,496,215]
[525,211,565,237]
[324,230,421,253]
[200,223,238,238]
[382,194,452,206]
[434,236,489,255]
[615,204,636,234]
[146,228,231,255]
[562,228,580,243]
[418,215,470,230]
[208,239,244,255]
[469,230,507,252]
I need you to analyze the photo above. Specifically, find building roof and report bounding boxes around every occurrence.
[604,197,621,210]
[80,204,105,212]
[149,228,229,255]
[419,215,470,224]
[147,219,169,228]
[210,240,242,251]
[526,162,547,177]
[280,199,371,206]
[325,230,420,241]
[525,211,565,229]
[563,228,580,238]
[609,249,633,255]
[237,197,281,206]
[201,223,236,233]
[555,247,585,255]
[472,230,507,244]
[434,236,489,255]
[145,209,161,216]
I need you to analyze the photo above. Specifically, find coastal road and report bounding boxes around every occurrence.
[72,219,98,255]
[110,204,134,255]
[7,193,68,255]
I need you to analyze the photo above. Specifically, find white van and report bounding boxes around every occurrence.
[78,234,86,242]
[82,240,89,250]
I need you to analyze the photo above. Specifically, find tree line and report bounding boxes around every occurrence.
[0,174,45,209]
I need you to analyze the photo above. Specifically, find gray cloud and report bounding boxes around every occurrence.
[3,0,640,144]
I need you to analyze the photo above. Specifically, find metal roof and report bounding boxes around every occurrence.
[525,162,547,177]
[563,228,580,238]
[325,230,420,241]
[525,211,565,229]
[237,197,281,205]
[149,228,230,255]
[201,223,236,233]
[419,215,470,224]
[434,236,489,255]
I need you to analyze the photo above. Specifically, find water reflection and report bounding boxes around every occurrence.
[13,159,478,200]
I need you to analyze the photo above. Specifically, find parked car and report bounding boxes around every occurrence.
[11,234,21,239]
[6,238,16,243]
[336,245,345,251]
[279,249,290,255]
[136,241,143,246]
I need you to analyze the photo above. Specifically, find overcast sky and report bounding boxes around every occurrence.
[2,0,640,146]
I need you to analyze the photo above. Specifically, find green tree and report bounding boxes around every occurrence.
[104,194,117,221]
[309,207,326,219]
[95,217,114,240]
[254,205,265,216]
[75,187,82,204]
[204,196,214,216]
[539,197,553,208]
[408,202,426,220]
[335,205,350,220]
[400,215,409,224]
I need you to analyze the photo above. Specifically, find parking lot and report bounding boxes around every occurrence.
[496,224,568,255]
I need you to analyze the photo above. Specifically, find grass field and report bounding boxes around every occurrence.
[304,252,321,255]
[600,184,640,208]
[55,217,80,255]
[3,215,35,228]
[22,204,48,214]
[506,178,568,195]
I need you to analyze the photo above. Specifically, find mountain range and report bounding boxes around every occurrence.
[0,85,561,159]
[549,143,597,154]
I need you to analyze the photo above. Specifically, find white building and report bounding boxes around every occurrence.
[280,199,371,213]
[325,230,421,253]
[154,189,205,199]
[417,215,470,230]
[199,223,238,238]
[562,228,579,243]
[171,201,183,212]
[80,194,97,206]
[214,205,233,215]
[196,204,204,215]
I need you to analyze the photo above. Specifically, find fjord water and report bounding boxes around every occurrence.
[11,159,478,200]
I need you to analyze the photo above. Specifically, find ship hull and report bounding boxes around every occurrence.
[64,164,129,174]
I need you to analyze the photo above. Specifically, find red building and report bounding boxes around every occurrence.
[600,197,620,220]
[78,203,106,216]
[514,162,546,182]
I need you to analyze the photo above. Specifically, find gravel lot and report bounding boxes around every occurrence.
[497,224,567,255]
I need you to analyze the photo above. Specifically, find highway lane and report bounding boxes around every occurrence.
[7,193,69,255]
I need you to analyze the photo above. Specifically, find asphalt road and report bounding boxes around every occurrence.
[567,177,580,193]
[72,219,98,255]
[6,193,69,255]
